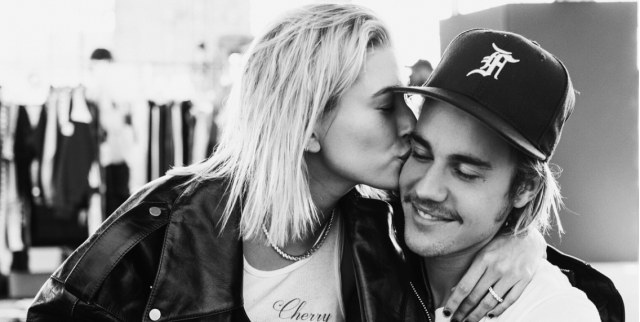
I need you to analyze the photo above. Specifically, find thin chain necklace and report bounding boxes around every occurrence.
[262,209,335,262]
[410,282,433,322]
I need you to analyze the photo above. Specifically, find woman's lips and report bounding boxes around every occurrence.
[398,149,411,162]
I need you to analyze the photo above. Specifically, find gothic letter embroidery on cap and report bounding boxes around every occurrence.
[467,43,520,80]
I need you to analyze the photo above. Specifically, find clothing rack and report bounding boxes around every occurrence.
[0,87,219,253]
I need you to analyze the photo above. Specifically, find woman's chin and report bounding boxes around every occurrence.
[365,177,399,192]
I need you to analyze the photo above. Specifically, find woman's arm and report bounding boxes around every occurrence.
[444,229,546,322]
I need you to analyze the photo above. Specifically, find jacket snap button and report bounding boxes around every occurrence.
[149,207,162,217]
[149,308,161,321]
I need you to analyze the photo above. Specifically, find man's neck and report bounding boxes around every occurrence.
[422,244,487,309]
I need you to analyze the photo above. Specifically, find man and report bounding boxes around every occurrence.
[407,59,433,86]
[393,29,601,322]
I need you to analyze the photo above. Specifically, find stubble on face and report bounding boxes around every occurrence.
[403,197,513,258]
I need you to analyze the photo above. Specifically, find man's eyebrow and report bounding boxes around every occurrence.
[409,131,431,151]
[449,154,493,170]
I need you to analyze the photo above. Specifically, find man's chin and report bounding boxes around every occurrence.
[404,228,451,258]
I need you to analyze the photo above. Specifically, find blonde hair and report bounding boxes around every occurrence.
[168,4,392,246]
[504,156,565,237]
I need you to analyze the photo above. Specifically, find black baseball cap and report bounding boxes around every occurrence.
[394,29,575,161]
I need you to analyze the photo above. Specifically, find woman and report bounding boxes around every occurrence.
[27,4,544,322]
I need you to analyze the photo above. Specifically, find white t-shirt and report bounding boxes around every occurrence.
[243,216,345,322]
[433,260,601,322]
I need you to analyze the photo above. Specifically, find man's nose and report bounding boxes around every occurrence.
[414,164,448,203]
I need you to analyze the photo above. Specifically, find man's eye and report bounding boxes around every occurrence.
[455,168,480,181]
[410,150,432,162]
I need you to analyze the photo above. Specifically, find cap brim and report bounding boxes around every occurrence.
[393,86,546,161]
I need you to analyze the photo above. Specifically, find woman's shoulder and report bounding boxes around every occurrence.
[50,175,232,291]
[494,260,600,322]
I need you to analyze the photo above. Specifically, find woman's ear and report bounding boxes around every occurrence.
[305,132,321,153]
[513,177,542,209]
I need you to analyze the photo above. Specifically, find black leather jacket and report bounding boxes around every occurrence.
[28,175,420,322]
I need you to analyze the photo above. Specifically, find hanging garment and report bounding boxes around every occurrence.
[30,88,97,247]
[99,101,134,167]
[104,163,129,216]
[206,113,219,156]
[171,102,183,167]
[180,101,195,166]
[84,100,105,226]
[39,90,60,206]
[127,100,149,192]
[160,102,175,176]
[148,101,161,181]
[52,88,97,221]
[0,104,25,274]
[191,106,212,163]
[147,101,175,181]
[14,104,47,251]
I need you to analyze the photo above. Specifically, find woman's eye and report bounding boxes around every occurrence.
[378,105,395,113]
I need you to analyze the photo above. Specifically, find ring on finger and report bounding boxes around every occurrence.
[488,286,504,303]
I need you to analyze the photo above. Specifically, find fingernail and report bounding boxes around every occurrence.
[443,308,451,317]
[488,313,495,319]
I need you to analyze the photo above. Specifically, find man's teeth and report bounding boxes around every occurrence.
[417,209,439,220]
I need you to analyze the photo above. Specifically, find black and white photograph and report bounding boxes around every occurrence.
[0,0,636,321]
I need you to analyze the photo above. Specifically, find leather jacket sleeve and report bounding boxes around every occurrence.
[546,246,625,322]
[28,180,174,322]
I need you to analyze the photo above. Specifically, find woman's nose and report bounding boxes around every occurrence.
[394,95,416,140]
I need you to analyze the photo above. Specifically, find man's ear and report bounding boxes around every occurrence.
[305,132,321,153]
[513,177,542,209]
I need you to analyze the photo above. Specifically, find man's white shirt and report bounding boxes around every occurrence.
[434,260,601,322]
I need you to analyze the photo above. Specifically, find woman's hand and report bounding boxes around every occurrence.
[443,229,546,322]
